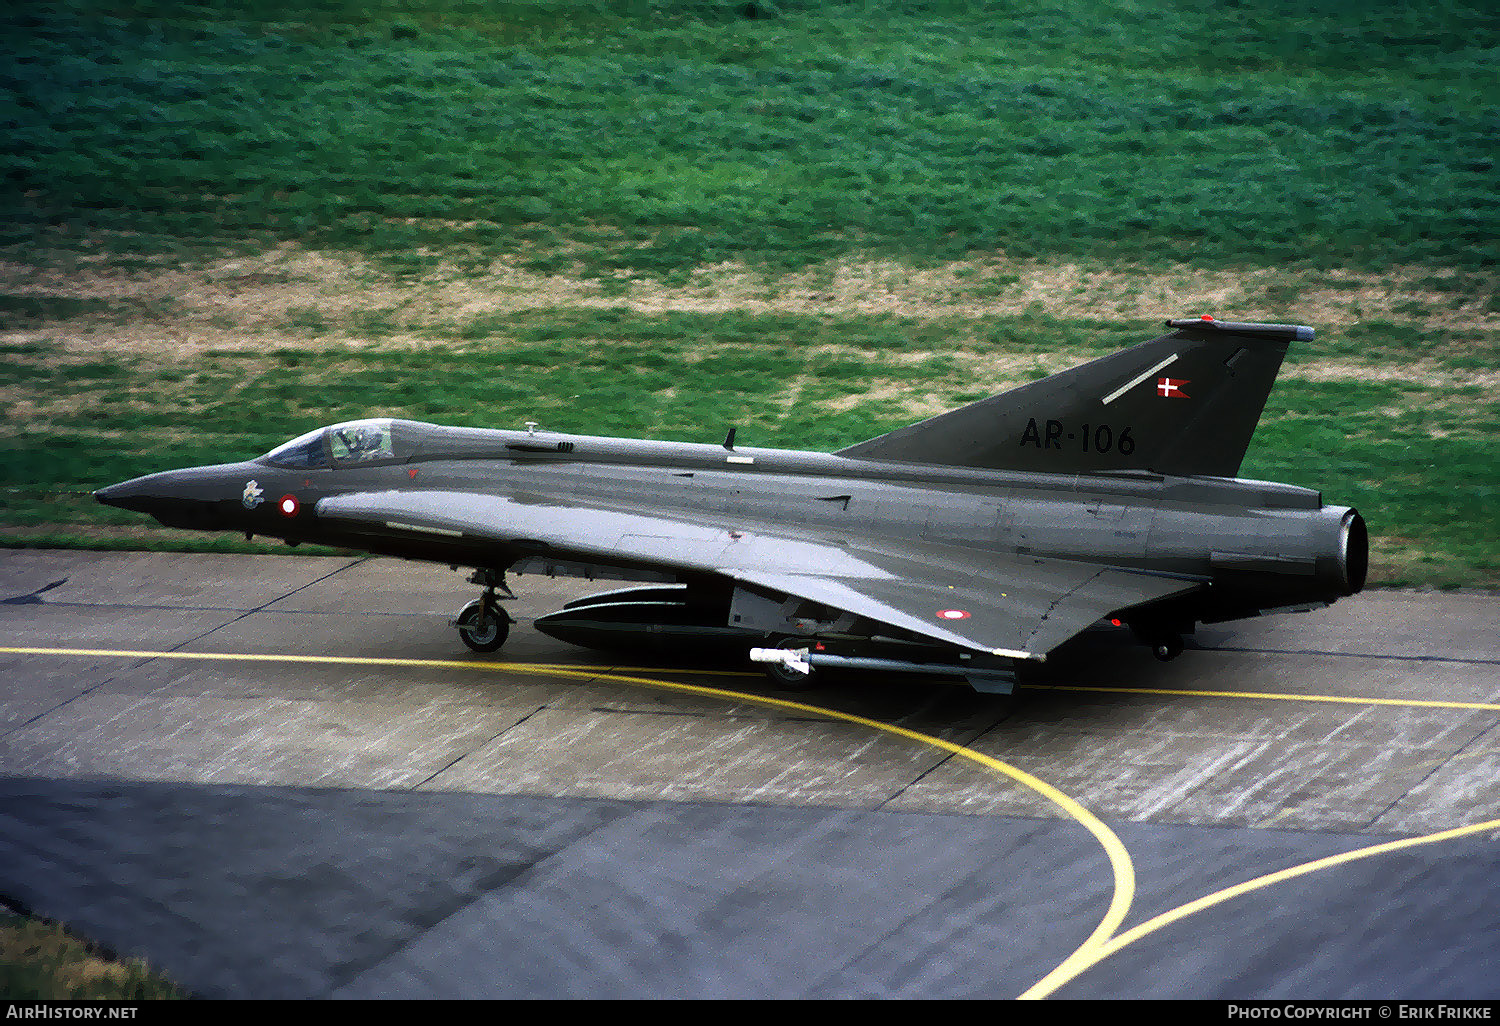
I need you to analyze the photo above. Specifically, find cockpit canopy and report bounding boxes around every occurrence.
[261,419,398,468]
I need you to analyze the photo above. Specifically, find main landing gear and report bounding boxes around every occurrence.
[453,569,514,653]
[1150,634,1185,662]
[1123,617,1188,662]
[1128,621,1188,660]
[759,637,819,690]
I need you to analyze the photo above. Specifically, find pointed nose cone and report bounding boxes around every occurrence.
[95,470,194,514]
[94,465,253,529]
[94,477,155,512]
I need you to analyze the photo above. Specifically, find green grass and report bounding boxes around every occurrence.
[0,909,184,999]
[1243,379,1500,587]
[1,2,1495,585]
[2,307,1496,585]
[2,1,1497,276]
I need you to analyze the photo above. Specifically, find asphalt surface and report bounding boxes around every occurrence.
[1,549,1498,999]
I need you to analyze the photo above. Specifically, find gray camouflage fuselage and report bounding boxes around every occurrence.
[98,424,1363,627]
[96,318,1369,684]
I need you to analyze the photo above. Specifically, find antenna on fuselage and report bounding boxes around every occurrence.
[723,427,737,450]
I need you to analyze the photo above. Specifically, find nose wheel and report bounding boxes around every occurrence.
[456,598,510,652]
[452,570,514,653]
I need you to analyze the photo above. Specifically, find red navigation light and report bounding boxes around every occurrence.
[1109,618,1123,627]
[1200,314,1214,321]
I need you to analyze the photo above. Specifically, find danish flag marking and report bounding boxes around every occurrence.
[1157,377,1190,399]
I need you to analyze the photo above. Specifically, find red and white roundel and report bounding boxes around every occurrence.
[937,608,971,621]
[278,494,300,517]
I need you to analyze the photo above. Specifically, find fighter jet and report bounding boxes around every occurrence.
[96,317,1367,693]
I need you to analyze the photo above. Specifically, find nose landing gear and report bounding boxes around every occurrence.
[452,569,514,653]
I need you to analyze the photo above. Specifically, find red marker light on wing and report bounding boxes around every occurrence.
[937,609,971,620]
[278,494,300,517]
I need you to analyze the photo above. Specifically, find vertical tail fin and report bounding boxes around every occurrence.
[836,318,1309,477]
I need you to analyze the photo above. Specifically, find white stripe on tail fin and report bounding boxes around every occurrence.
[836,318,1310,478]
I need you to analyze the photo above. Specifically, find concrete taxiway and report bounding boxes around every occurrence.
[1,548,1497,998]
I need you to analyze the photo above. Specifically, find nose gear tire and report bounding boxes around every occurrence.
[457,599,510,653]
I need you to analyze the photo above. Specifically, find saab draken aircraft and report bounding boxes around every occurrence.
[97,317,1367,693]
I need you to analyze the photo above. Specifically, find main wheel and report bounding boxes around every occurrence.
[1151,635,1184,662]
[761,638,818,690]
[457,599,510,653]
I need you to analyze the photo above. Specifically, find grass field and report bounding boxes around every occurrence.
[0,908,184,999]
[5,1,1498,274]
[1,1,1497,587]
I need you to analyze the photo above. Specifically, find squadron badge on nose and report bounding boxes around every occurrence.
[242,480,265,509]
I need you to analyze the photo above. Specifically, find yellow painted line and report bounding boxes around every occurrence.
[595,665,762,679]
[1028,683,1500,713]
[0,644,1136,969]
[572,664,1138,964]
[0,647,758,679]
[1020,816,1500,1000]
